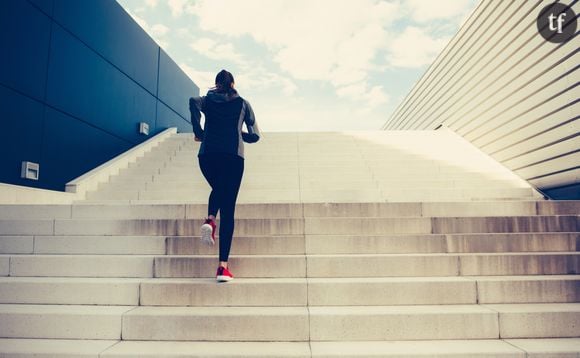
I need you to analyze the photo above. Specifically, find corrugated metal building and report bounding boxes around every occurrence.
[383,0,578,199]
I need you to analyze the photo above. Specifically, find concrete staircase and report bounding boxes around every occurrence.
[0,131,578,357]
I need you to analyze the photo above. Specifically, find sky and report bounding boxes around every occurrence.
[116,0,479,131]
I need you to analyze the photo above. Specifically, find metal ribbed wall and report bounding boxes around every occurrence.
[382,0,578,199]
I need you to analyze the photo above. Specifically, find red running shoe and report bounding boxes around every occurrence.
[200,218,216,245]
[216,266,234,282]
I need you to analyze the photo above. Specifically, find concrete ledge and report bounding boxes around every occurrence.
[0,205,72,219]
[0,183,77,205]
[65,128,177,199]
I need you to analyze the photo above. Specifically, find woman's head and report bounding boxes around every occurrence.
[215,69,235,94]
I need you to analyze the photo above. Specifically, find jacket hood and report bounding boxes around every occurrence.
[206,89,240,103]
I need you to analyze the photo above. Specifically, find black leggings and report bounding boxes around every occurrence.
[198,153,244,262]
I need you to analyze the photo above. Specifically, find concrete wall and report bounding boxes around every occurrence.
[382,0,578,199]
[0,0,198,191]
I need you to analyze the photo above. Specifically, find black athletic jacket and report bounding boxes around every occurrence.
[189,90,261,159]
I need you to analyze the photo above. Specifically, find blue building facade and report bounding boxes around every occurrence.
[0,0,198,191]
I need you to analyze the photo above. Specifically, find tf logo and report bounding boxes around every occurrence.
[537,3,577,43]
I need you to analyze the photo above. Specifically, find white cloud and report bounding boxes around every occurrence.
[180,63,298,97]
[407,0,474,23]
[237,69,298,96]
[151,24,169,37]
[145,0,159,8]
[187,0,399,108]
[190,38,246,66]
[179,64,215,92]
[387,27,449,68]
[167,0,189,17]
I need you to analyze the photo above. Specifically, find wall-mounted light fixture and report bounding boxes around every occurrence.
[21,161,40,180]
[139,122,149,135]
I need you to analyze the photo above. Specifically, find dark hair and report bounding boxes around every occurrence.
[214,69,236,94]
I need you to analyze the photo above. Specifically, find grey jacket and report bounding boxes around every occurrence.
[189,90,261,158]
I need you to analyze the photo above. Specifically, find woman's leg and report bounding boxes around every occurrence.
[217,156,244,265]
[198,155,221,218]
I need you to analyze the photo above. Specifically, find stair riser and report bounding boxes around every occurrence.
[0,281,140,305]
[305,234,576,254]
[166,236,305,255]
[9,256,154,278]
[309,311,498,341]
[0,219,304,236]
[154,257,306,278]
[140,281,307,306]
[2,203,576,220]
[122,310,309,341]
[496,311,580,338]
[459,255,579,276]
[477,279,580,304]
[0,308,130,339]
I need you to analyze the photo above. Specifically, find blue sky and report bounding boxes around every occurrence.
[117,0,478,131]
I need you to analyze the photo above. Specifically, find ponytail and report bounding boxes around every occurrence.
[214,69,236,95]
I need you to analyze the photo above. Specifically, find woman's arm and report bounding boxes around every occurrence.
[241,100,261,143]
[189,97,205,141]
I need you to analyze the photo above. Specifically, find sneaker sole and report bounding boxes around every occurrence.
[217,275,233,282]
[200,224,215,245]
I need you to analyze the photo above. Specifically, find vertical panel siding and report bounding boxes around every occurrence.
[0,0,199,191]
[383,0,579,196]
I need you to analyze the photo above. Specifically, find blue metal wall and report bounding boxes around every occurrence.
[0,0,198,191]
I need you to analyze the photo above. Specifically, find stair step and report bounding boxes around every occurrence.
[154,255,306,278]
[122,306,309,341]
[484,303,580,338]
[0,202,575,220]
[32,236,166,254]
[0,277,141,305]
[0,339,118,357]
[8,255,154,277]
[307,253,579,277]
[166,235,306,255]
[140,278,307,306]
[305,233,577,254]
[48,219,304,236]
[309,303,580,341]
[0,304,133,339]
[311,338,580,357]
[475,275,580,303]
[309,275,580,305]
